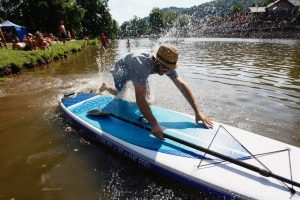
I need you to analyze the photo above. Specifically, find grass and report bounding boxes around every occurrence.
[0,77,8,82]
[0,40,85,69]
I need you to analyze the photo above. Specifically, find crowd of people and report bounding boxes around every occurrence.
[1,20,113,51]
[12,32,59,50]
[1,20,75,51]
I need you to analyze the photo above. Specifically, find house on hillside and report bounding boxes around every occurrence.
[289,0,300,6]
[267,0,299,19]
[249,0,299,19]
[249,3,267,13]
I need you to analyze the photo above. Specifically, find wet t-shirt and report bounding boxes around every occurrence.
[111,50,178,87]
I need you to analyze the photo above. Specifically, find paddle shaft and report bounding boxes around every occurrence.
[106,112,300,188]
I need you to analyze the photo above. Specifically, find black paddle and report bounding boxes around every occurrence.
[87,109,300,191]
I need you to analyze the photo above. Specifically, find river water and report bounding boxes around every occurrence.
[0,38,299,199]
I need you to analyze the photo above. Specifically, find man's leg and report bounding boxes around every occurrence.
[100,65,126,96]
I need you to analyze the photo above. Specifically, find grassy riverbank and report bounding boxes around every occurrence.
[0,40,86,77]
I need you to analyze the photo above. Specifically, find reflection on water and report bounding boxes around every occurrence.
[0,38,300,199]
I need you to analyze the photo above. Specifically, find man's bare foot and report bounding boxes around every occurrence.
[99,82,107,92]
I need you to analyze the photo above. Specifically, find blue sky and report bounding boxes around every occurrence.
[108,0,213,25]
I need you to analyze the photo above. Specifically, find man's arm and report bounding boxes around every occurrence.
[172,76,213,128]
[134,83,164,138]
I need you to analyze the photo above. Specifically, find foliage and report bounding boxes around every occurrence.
[0,0,118,38]
[120,16,149,37]
[120,8,179,37]
[0,77,8,82]
[293,8,300,24]
[0,0,85,34]
[263,0,274,4]
[120,21,131,38]
[77,0,109,36]
[110,20,121,39]
[149,8,165,34]
[230,3,244,15]
[172,14,192,37]
[183,0,260,19]
[164,10,179,29]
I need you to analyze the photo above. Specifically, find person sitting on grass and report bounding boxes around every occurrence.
[35,32,49,50]
[12,36,26,50]
[46,33,59,45]
[23,33,37,51]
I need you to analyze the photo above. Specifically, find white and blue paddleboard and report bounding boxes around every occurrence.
[59,93,300,199]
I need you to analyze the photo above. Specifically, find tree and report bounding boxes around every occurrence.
[65,3,86,34]
[0,0,23,23]
[0,0,120,38]
[230,3,244,15]
[263,0,274,4]
[164,10,179,30]
[76,0,114,37]
[110,20,120,39]
[120,16,148,38]
[1,0,85,34]
[149,8,165,34]
[120,21,131,37]
[173,14,191,37]
[293,8,300,24]
[131,16,148,37]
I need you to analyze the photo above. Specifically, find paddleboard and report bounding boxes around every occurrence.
[59,92,300,199]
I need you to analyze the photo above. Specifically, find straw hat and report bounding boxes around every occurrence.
[153,44,179,69]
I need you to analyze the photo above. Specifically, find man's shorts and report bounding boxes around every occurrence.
[111,63,127,92]
[111,61,150,93]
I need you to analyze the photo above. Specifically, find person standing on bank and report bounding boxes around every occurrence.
[100,32,108,48]
[58,20,67,45]
[0,28,7,49]
[126,38,131,50]
[99,44,214,139]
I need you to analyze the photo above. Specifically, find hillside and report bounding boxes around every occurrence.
[121,0,300,39]
[163,0,261,19]
[128,0,263,25]
[161,7,186,13]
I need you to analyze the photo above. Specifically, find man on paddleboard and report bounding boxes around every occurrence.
[99,44,213,138]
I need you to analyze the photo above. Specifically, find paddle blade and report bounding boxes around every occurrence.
[87,109,111,116]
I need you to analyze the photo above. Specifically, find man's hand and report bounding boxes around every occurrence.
[172,77,214,129]
[151,124,164,139]
[196,112,214,129]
